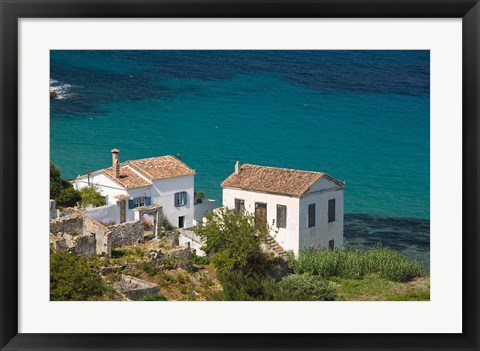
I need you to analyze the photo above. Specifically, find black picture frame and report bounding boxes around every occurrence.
[1,1,478,350]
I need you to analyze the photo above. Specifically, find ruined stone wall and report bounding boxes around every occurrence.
[50,213,83,235]
[149,246,194,272]
[83,215,112,257]
[110,220,144,248]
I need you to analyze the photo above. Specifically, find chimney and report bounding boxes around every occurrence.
[235,160,240,175]
[111,149,120,178]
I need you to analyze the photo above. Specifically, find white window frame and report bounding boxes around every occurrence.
[175,192,186,207]
[134,196,146,208]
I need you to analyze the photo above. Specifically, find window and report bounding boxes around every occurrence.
[128,196,151,209]
[134,197,145,207]
[329,240,335,250]
[328,199,336,223]
[103,195,109,204]
[174,191,187,207]
[234,198,245,214]
[308,203,316,227]
[276,205,287,228]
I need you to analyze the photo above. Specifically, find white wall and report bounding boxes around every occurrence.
[299,187,344,251]
[83,203,120,224]
[222,188,300,254]
[193,199,217,221]
[74,172,128,205]
[149,175,195,228]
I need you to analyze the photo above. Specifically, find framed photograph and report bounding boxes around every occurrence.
[1,0,479,350]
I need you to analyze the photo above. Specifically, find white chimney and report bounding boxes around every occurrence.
[235,160,240,175]
[111,149,120,178]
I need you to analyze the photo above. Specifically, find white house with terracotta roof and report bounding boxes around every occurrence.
[73,149,197,228]
[221,161,346,255]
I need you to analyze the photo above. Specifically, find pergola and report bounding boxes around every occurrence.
[133,205,163,238]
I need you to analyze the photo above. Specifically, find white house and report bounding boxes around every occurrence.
[74,149,198,228]
[221,161,346,255]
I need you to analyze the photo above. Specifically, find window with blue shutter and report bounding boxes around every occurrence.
[145,197,151,206]
[174,192,187,207]
[128,199,134,209]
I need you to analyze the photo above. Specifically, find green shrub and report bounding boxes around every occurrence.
[291,245,424,282]
[50,251,111,301]
[79,185,105,207]
[141,262,158,277]
[215,271,277,301]
[139,293,168,301]
[276,274,337,301]
[192,255,209,265]
[162,218,174,231]
[56,186,82,208]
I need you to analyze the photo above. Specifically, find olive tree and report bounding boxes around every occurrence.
[195,208,269,276]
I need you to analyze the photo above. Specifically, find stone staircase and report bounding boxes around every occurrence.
[261,235,287,259]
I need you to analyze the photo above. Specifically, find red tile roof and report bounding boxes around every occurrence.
[103,165,151,189]
[221,164,344,197]
[128,155,195,180]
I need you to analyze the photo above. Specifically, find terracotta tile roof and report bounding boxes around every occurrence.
[221,164,344,197]
[103,165,151,189]
[128,155,195,180]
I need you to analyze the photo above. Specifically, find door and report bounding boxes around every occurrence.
[255,203,267,225]
[119,200,126,223]
[178,216,185,228]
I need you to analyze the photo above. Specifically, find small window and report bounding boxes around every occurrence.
[329,239,335,250]
[328,199,336,223]
[276,205,287,228]
[174,191,187,207]
[103,195,109,204]
[234,198,245,214]
[134,197,145,208]
[308,203,315,227]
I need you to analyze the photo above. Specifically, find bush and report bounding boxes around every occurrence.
[276,274,337,301]
[291,245,424,282]
[50,161,81,208]
[56,186,81,208]
[141,262,158,277]
[50,251,112,301]
[195,208,269,275]
[192,255,209,265]
[215,271,277,301]
[80,185,105,208]
[139,293,168,301]
[162,218,174,231]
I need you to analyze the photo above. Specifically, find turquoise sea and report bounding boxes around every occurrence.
[50,50,430,267]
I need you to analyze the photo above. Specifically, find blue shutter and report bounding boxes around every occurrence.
[128,199,134,209]
[145,197,151,206]
[174,193,179,207]
[183,191,188,206]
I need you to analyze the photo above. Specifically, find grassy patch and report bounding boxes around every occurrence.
[330,274,430,301]
[291,245,425,282]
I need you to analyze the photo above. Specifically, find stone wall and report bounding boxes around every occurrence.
[83,215,112,256]
[50,212,83,235]
[149,246,194,272]
[110,220,144,248]
[50,209,113,257]
[113,275,160,300]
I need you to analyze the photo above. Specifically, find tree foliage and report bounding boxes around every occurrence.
[50,161,81,208]
[80,185,106,207]
[195,208,269,276]
[50,251,112,301]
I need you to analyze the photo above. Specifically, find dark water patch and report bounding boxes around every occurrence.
[51,51,430,109]
[344,213,430,271]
